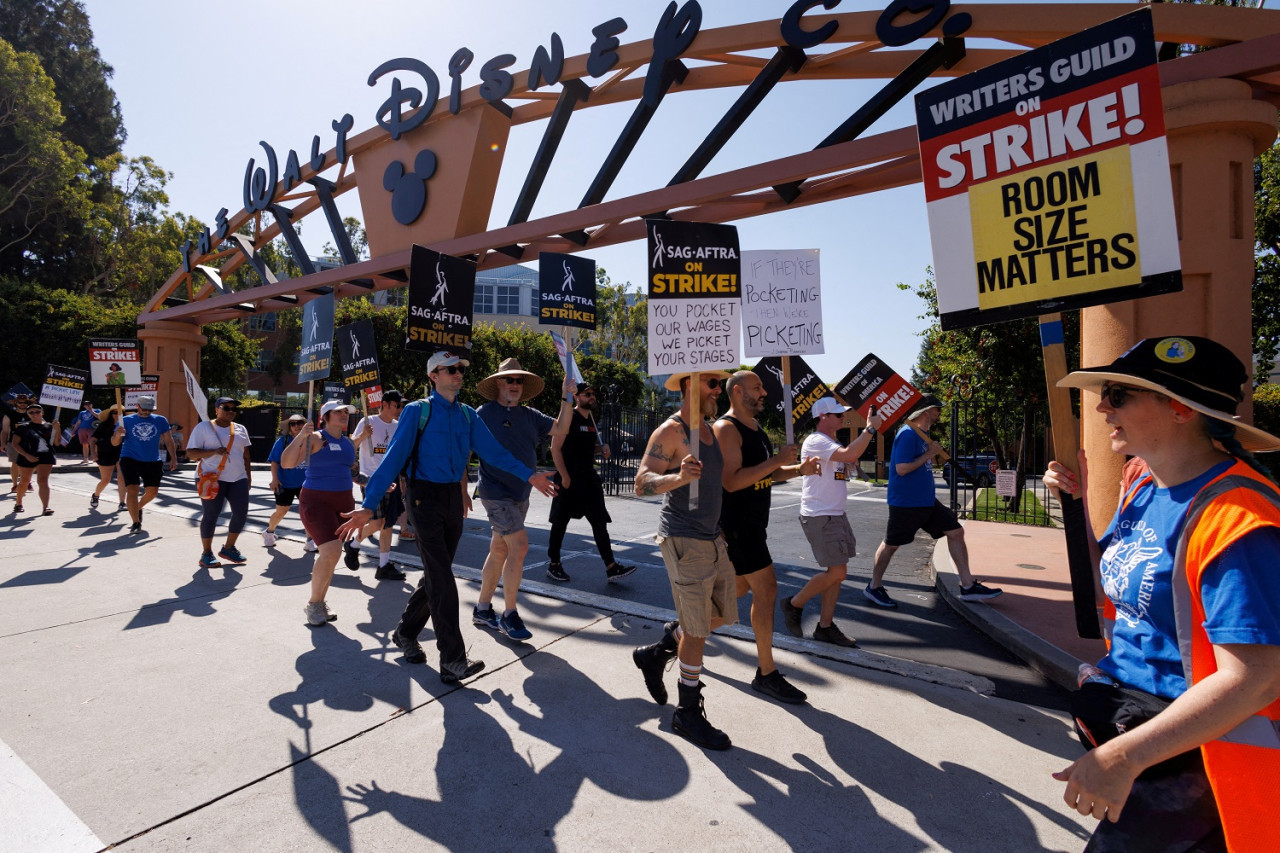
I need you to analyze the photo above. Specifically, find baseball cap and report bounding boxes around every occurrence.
[381,389,404,404]
[810,397,851,420]
[137,395,157,410]
[214,396,240,409]
[427,351,470,373]
[320,400,358,418]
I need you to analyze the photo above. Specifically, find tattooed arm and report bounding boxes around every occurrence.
[634,420,700,497]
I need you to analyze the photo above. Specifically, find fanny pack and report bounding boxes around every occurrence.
[1070,681,1200,779]
[196,423,235,500]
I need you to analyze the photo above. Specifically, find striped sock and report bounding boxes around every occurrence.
[671,624,684,645]
[678,661,701,687]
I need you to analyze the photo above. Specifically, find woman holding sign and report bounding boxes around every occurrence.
[90,404,126,512]
[12,403,60,515]
[1044,337,1280,852]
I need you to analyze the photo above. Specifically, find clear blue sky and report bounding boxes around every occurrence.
[82,0,1111,389]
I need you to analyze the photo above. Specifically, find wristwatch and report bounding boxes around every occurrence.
[865,425,877,436]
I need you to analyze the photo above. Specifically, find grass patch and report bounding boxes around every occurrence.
[970,487,1051,526]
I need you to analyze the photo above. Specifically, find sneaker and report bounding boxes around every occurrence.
[605,562,637,583]
[13,504,23,514]
[303,601,336,626]
[633,642,677,705]
[374,562,406,581]
[672,683,732,750]
[813,623,858,648]
[959,580,1004,602]
[218,545,247,566]
[862,584,899,609]
[198,551,222,569]
[546,561,571,582]
[498,610,533,641]
[343,543,360,570]
[781,595,804,637]
[118,502,127,512]
[303,537,318,552]
[439,657,485,684]
[129,521,142,534]
[262,530,278,547]
[751,668,807,705]
[472,605,500,631]
[391,627,426,663]
[89,494,99,508]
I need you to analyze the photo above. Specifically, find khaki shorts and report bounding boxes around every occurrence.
[481,498,530,537]
[800,514,856,567]
[656,534,737,638]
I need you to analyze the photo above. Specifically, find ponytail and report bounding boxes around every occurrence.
[1205,417,1278,484]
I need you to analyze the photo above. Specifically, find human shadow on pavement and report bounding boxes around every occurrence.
[123,564,244,629]
[0,537,140,588]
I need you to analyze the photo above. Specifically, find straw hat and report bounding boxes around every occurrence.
[1059,335,1280,453]
[663,370,733,392]
[477,357,545,402]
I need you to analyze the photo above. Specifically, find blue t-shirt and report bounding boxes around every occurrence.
[1098,461,1280,699]
[120,413,171,462]
[73,409,99,431]
[887,423,935,507]
[476,402,555,502]
[268,435,307,489]
[302,433,355,492]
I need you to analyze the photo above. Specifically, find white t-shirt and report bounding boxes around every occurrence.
[187,420,252,482]
[800,431,849,517]
[352,415,398,478]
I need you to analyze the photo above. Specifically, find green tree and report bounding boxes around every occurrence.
[582,267,647,366]
[200,320,261,394]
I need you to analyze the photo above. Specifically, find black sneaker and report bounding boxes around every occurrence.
[391,627,426,664]
[633,642,676,705]
[546,562,570,582]
[89,494,99,509]
[117,502,127,512]
[343,543,360,571]
[374,562,407,581]
[605,562,637,583]
[440,657,485,684]
[129,521,142,534]
[959,580,1004,602]
[813,622,858,648]
[781,595,804,637]
[862,584,898,609]
[672,682,731,750]
[751,668,807,705]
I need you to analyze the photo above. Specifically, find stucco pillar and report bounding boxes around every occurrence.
[1080,78,1277,533]
[138,320,207,430]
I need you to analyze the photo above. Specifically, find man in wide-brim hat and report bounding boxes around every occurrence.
[471,357,574,642]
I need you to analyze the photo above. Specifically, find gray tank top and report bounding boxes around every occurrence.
[657,416,723,540]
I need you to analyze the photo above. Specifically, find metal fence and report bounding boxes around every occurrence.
[944,398,1056,527]
[597,403,669,496]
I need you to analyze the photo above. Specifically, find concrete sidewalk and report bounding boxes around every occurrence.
[0,470,1095,852]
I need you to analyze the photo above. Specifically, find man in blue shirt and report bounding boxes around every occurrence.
[112,395,178,535]
[866,395,1002,608]
[337,351,557,684]
[471,358,574,642]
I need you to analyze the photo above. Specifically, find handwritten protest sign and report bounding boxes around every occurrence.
[741,249,822,357]
[406,246,476,357]
[88,339,142,388]
[299,294,335,382]
[40,365,87,410]
[646,219,741,376]
[539,253,597,329]
[917,8,1179,330]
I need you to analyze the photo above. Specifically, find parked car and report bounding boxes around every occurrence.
[943,453,999,488]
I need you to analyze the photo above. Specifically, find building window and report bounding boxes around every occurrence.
[247,312,277,332]
[495,284,520,315]
[475,284,494,315]
[250,350,273,373]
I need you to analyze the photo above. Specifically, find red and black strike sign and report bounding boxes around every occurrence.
[835,353,922,432]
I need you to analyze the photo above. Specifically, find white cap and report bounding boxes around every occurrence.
[427,351,470,373]
[320,400,357,418]
[810,397,850,420]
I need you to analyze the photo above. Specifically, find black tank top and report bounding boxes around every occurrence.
[719,415,774,528]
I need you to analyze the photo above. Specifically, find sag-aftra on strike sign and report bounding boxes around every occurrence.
[917,9,1181,330]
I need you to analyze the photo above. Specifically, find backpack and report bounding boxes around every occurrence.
[401,396,474,482]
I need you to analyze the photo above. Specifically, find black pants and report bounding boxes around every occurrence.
[198,478,250,539]
[399,480,465,664]
[548,516,615,567]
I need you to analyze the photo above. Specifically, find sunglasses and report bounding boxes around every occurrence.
[219,405,238,412]
[1101,384,1159,409]
[288,421,304,427]
[578,391,596,398]
[704,378,721,389]
[502,377,524,385]
[435,365,464,376]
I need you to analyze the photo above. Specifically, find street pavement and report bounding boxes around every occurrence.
[0,461,1096,852]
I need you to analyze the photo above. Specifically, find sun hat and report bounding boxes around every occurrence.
[1059,335,1280,453]
[907,394,943,420]
[663,370,734,392]
[477,357,545,402]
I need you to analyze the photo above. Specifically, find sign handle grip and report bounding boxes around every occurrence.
[782,357,795,446]
[305,380,315,466]
[1039,313,1101,639]
[907,420,950,463]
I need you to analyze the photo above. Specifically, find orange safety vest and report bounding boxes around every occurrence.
[1170,461,1280,852]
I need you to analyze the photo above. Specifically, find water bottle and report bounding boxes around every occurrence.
[1077,663,1117,688]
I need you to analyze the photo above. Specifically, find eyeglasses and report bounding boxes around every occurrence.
[704,378,721,389]
[434,365,464,376]
[1101,384,1160,409]
[502,377,524,385]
